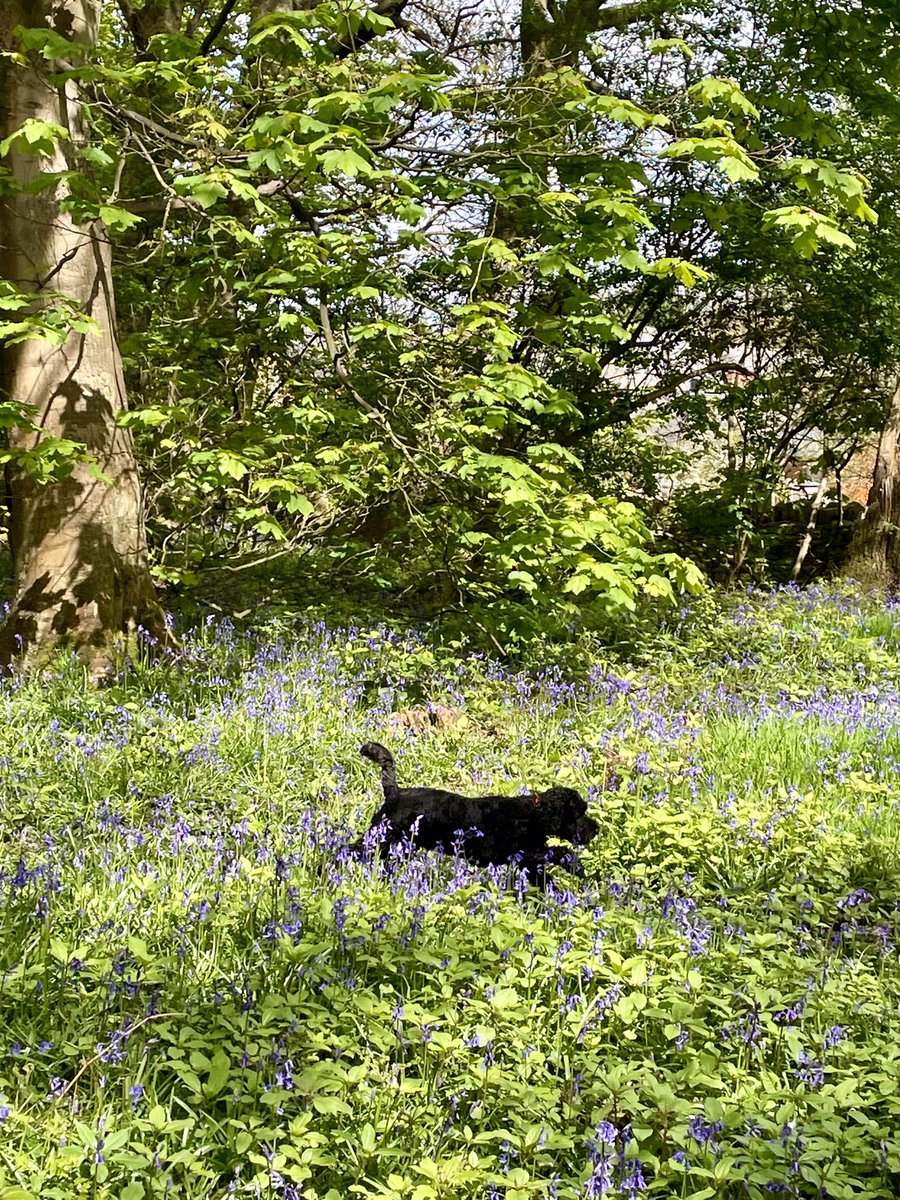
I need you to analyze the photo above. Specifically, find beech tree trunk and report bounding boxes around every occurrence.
[843,375,900,589]
[0,0,167,676]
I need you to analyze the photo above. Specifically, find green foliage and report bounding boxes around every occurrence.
[0,286,100,481]
[16,0,892,628]
[0,283,98,347]
[0,591,899,1196]
[5,0,900,623]
[0,117,70,158]
[664,469,777,581]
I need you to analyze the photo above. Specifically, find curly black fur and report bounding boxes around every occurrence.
[356,741,598,874]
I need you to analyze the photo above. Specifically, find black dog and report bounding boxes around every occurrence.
[356,741,598,875]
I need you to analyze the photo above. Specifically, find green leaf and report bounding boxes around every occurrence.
[148,1105,167,1131]
[507,571,536,593]
[763,206,855,257]
[15,24,84,61]
[650,37,694,58]
[118,407,173,429]
[175,175,229,209]
[253,515,287,540]
[719,154,759,183]
[362,9,395,33]
[312,1096,353,1115]
[205,1050,231,1097]
[217,453,248,480]
[563,574,592,596]
[79,146,115,168]
[689,76,760,118]
[319,148,373,177]
[99,205,143,232]
[127,935,151,964]
[0,119,70,158]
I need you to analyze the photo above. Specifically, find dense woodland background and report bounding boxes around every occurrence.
[3,0,900,667]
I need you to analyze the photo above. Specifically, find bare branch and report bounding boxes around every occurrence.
[200,0,239,55]
[590,0,673,30]
[318,287,380,418]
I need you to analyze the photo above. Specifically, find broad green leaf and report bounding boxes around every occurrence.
[319,148,373,177]
[0,119,70,158]
[99,205,143,232]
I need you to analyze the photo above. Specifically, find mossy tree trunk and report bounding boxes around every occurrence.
[843,376,900,589]
[0,0,167,677]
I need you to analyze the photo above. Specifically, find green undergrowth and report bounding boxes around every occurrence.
[0,587,898,1199]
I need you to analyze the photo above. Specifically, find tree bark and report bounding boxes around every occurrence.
[0,0,167,677]
[116,0,184,55]
[790,472,830,581]
[843,375,900,589]
[520,0,669,72]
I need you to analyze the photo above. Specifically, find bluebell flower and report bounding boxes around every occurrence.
[823,1025,845,1050]
[584,1158,612,1197]
[688,1117,723,1153]
[620,1159,647,1198]
[795,1051,824,1088]
[594,1121,617,1147]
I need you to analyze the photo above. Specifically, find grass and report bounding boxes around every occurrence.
[0,588,898,1199]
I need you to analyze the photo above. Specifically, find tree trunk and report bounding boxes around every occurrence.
[790,472,830,581]
[843,375,900,589]
[0,0,167,677]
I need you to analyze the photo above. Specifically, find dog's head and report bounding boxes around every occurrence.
[360,741,394,768]
[572,812,600,846]
[537,786,598,845]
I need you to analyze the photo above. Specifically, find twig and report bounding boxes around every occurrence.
[318,290,380,418]
[55,1012,183,1101]
[219,541,314,573]
[130,126,201,216]
[108,130,128,203]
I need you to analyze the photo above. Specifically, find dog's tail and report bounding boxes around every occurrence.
[360,741,399,802]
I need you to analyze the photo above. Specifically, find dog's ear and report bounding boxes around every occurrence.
[540,787,587,827]
[534,788,566,825]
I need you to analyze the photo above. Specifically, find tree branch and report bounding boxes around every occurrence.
[589,0,673,30]
[330,0,411,60]
[201,0,239,55]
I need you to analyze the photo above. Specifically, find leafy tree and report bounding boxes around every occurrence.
[2,0,899,662]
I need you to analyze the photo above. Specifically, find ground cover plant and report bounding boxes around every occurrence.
[0,586,898,1199]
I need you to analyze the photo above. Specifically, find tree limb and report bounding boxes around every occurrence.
[200,0,239,55]
[588,0,673,30]
[330,0,411,60]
